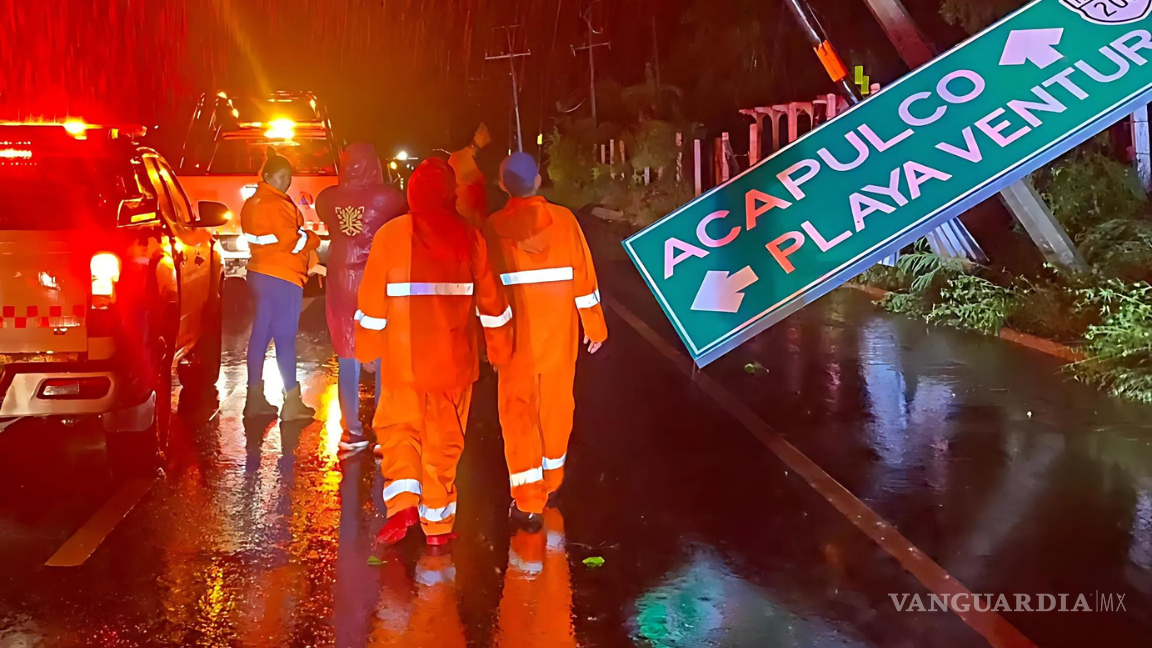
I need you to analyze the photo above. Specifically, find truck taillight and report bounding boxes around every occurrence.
[91,252,121,308]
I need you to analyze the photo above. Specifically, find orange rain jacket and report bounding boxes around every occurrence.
[484,195,607,375]
[240,181,321,287]
[355,159,513,391]
[448,145,489,227]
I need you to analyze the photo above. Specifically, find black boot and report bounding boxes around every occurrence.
[509,503,543,533]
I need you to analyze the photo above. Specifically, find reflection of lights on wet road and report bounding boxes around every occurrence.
[630,550,870,647]
[319,381,342,464]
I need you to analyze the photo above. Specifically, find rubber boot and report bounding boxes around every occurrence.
[509,503,543,534]
[375,507,420,547]
[281,385,316,421]
[244,382,278,418]
[426,532,459,547]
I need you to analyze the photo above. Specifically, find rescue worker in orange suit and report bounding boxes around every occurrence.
[316,143,407,454]
[485,153,607,530]
[447,122,492,227]
[356,158,513,546]
[494,508,576,647]
[241,149,322,420]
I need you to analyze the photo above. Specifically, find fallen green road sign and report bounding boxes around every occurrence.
[624,0,1152,366]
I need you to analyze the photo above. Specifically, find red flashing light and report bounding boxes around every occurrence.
[90,252,121,308]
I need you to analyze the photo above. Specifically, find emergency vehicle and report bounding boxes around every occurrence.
[0,121,226,471]
[176,91,338,277]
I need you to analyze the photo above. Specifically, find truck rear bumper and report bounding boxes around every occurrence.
[0,361,141,419]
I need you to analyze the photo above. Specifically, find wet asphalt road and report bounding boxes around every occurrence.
[1,222,1151,648]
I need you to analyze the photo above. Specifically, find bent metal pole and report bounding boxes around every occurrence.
[781,0,864,105]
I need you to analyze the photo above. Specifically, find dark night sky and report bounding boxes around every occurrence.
[0,0,979,156]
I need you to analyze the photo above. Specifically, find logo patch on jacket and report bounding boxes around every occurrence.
[337,206,366,236]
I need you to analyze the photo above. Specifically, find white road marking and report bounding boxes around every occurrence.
[608,298,1037,648]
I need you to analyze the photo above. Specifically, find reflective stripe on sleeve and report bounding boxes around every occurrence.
[244,233,279,245]
[355,310,388,331]
[509,466,544,487]
[382,479,422,502]
[419,502,457,522]
[575,289,601,309]
[291,228,309,253]
[387,282,475,296]
[479,306,513,328]
[501,267,574,286]
[542,454,567,471]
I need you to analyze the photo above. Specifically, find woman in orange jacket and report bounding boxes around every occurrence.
[241,151,322,420]
[356,158,513,546]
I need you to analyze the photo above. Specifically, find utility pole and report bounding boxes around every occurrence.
[572,3,610,126]
[486,25,531,152]
[858,0,1086,270]
[781,0,862,105]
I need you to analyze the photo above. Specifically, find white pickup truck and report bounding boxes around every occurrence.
[176,91,339,277]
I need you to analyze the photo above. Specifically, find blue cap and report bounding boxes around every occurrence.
[500,152,539,197]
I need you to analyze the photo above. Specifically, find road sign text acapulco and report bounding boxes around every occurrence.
[624,0,1152,366]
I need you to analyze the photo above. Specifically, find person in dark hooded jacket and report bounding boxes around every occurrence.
[317,143,407,453]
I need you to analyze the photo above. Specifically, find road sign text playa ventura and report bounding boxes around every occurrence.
[624,0,1152,366]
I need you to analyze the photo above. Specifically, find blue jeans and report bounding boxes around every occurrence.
[247,272,303,390]
[339,357,381,435]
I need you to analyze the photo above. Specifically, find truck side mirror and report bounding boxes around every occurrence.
[118,196,159,226]
[194,201,232,228]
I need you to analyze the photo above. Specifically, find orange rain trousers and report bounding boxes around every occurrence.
[374,386,472,537]
[500,363,576,514]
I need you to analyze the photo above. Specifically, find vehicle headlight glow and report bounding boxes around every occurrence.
[241,184,258,200]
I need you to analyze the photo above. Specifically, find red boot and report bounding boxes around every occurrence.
[426,532,459,547]
[375,507,419,546]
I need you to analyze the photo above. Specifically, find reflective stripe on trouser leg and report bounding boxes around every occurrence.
[418,386,472,536]
[374,387,424,515]
[541,364,577,496]
[498,369,548,514]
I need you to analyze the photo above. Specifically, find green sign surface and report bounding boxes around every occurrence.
[624,0,1152,366]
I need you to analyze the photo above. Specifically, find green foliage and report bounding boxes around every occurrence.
[895,243,966,294]
[926,274,1014,333]
[878,243,965,318]
[545,98,692,228]
[1078,219,1152,283]
[856,264,907,293]
[630,120,680,174]
[1071,281,1152,403]
[878,244,1011,333]
[1005,274,1098,342]
[1040,144,1147,242]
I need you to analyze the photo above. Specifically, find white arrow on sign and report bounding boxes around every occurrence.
[999,27,1065,69]
[691,267,759,314]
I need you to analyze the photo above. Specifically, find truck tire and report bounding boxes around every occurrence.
[179,281,223,388]
[108,329,173,476]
